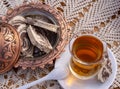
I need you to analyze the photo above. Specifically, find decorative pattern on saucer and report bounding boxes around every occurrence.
[0,23,20,74]
[97,57,112,82]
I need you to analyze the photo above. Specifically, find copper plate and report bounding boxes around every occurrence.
[0,23,20,74]
[3,2,69,69]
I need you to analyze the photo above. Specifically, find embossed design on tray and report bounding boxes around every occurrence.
[0,23,20,74]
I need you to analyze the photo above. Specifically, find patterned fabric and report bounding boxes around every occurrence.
[0,0,120,89]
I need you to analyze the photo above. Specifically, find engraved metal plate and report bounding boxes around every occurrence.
[0,23,20,74]
[4,3,69,69]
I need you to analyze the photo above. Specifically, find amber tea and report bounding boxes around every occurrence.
[69,35,104,79]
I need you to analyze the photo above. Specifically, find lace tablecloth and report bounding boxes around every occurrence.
[0,0,120,89]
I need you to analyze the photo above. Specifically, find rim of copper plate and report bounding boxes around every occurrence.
[2,2,69,69]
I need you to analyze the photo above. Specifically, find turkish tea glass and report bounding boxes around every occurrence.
[69,34,105,80]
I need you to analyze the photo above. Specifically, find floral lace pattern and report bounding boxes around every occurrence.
[0,0,120,89]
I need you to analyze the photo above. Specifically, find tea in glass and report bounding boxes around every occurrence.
[69,35,104,79]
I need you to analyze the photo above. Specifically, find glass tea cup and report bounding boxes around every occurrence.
[69,34,106,80]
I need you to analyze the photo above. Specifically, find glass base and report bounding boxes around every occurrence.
[69,64,98,80]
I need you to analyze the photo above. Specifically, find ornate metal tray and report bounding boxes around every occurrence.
[1,2,68,70]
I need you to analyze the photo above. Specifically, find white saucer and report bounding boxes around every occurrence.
[57,45,117,89]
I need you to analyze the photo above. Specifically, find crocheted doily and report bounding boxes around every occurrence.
[0,0,120,89]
